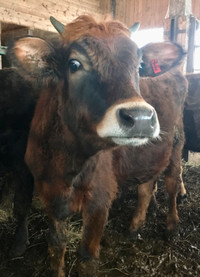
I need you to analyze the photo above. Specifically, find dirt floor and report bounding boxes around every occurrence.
[0,154,199,277]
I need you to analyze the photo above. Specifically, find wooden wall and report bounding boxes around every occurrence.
[0,0,200,32]
[112,0,200,29]
[192,0,200,20]
[0,0,107,32]
[116,0,168,28]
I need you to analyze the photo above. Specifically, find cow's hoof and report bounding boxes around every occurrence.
[164,226,180,241]
[78,258,98,277]
[177,193,187,204]
[128,229,140,241]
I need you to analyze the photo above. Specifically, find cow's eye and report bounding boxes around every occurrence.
[68,59,82,73]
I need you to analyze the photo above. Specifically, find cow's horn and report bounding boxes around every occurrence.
[129,22,140,33]
[50,16,65,34]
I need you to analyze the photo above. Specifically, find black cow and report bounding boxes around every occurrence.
[183,73,200,159]
[0,68,42,256]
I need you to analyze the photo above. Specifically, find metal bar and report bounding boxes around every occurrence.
[170,17,178,42]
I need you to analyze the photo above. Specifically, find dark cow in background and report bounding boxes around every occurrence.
[0,68,42,256]
[183,73,200,158]
[8,15,187,276]
[139,51,200,159]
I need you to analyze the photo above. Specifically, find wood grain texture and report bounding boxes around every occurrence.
[0,0,105,32]
[0,0,200,31]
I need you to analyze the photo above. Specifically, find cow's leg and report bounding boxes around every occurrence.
[165,127,186,232]
[69,152,118,276]
[10,165,34,257]
[177,165,187,204]
[77,182,117,277]
[148,181,158,215]
[129,180,155,233]
[35,181,69,277]
[165,172,180,232]
[47,217,67,277]
[165,165,184,232]
[77,203,110,276]
[46,187,112,277]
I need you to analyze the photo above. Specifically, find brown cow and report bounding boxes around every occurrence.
[140,53,200,159]
[10,16,187,276]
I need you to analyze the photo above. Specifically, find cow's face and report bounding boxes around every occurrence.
[10,17,185,150]
[63,35,160,147]
[10,33,160,148]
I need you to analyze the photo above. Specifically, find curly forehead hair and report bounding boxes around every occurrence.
[62,15,130,43]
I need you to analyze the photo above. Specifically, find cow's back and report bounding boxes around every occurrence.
[0,68,41,168]
[0,68,39,132]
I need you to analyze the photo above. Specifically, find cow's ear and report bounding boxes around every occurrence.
[139,42,186,77]
[8,37,56,80]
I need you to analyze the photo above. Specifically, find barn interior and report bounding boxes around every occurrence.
[0,0,199,276]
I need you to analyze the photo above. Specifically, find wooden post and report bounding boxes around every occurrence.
[164,0,192,72]
[186,15,196,72]
[167,0,191,17]
[110,0,116,18]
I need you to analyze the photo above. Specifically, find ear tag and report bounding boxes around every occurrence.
[151,59,161,74]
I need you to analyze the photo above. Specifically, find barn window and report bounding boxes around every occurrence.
[131,28,164,48]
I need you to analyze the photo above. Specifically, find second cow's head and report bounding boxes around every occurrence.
[9,15,185,148]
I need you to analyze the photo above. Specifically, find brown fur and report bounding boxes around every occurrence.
[63,15,130,43]
[70,69,187,233]
[17,16,187,276]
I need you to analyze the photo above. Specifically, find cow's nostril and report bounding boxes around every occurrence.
[117,108,135,128]
[116,106,159,138]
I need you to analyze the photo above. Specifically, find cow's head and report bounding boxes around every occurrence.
[139,42,185,77]
[9,16,161,149]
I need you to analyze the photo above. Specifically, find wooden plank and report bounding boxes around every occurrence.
[115,0,169,29]
[192,0,200,19]
[187,16,196,72]
[168,0,191,17]
[116,0,127,22]
[0,1,102,22]
[1,0,199,32]
[0,0,104,31]
[0,0,101,11]
[0,7,55,32]
[99,0,111,14]
[0,0,102,22]
[164,0,192,73]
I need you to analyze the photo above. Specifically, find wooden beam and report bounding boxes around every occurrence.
[0,1,105,32]
[165,0,192,73]
[167,0,192,17]
[186,16,196,72]
[0,7,56,32]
